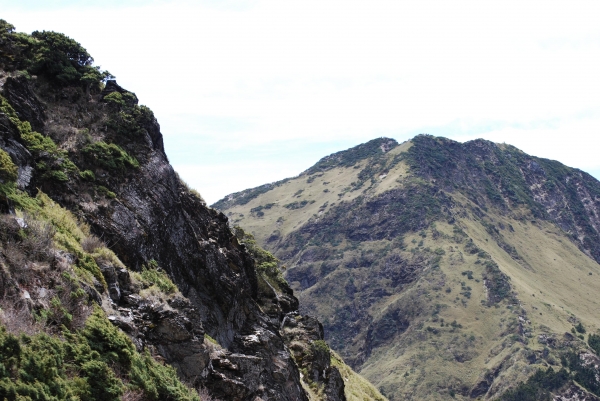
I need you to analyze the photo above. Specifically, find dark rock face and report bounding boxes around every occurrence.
[282,314,347,401]
[0,74,327,400]
[0,97,33,194]
[3,76,46,133]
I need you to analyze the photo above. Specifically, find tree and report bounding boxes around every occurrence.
[0,19,15,39]
[31,30,94,84]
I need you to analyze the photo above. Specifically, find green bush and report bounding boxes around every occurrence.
[0,95,78,182]
[81,308,135,368]
[29,30,101,87]
[130,352,199,401]
[589,334,600,355]
[0,303,201,401]
[20,127,58,154]
[107,104,155,139]
[0,326,122,401]
[500,367,569,401]
[312,340,330,356]
[97,185,116,199]
[82,141,139,171]
[50,170,69,182]
[79,170,95,181]
[0,149,17,183]
[140,261,177,294]
[76,253,107,289]
[80,360,123,401]
[103,92,125,107]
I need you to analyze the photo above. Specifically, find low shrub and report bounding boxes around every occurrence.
[0,149,17,183]
[130,352,199,401]
[139,261,177,294]
[82,141,139,171]
[0,304,200,401]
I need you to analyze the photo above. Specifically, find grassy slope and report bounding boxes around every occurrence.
[299,351,387,401]
[226,141,412,243]
[357,203,600,400]
[331,351,387,401]
[218,139,600,400]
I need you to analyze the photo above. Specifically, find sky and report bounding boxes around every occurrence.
[2,0,600,204]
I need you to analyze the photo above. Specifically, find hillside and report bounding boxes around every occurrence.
[0,19,388,401]
[215,135,600,400]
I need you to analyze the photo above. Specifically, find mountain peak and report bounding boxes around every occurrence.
[217,134,600,400]
[305,137,399,175]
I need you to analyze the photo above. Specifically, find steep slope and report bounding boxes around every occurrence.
[0,20,387,401]
[215,135,600,400]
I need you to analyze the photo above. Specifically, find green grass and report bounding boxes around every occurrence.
[82,141,139,171]
[138,260,177,294]
[331,351,388,401]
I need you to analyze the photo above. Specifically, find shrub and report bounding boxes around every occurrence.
[589,334,600,355]
[103,92,125,107]
[312,340,330,355]
[0,149,17,183]
[0,95,78,182]
[130,352,199,401]
[500,367,569,401]
[81,360,124,400]
[140,261,177,294]
[50,170,68,182]
[76,253,106,288]
[233,227,288,290]
[461,270,474,280]
[0,325,122,401]
[81,307,135,368]
[82,141,139,171]
[284,200,310,210]
[97,185,116,199]
[0,302,199,401]
[79,169,95,181]
[81,235,104,253]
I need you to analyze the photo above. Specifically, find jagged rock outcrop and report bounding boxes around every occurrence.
[281,314,346,401]
[0,68,341,401]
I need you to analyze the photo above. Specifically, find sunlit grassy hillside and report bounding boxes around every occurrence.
[215,135,600,400]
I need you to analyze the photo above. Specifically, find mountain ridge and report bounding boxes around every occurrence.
[212,137,400,211]
[217,134,600,400]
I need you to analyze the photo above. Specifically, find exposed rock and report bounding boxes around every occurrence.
[554,383,600,401]
[2,75,46,133]
[0,68,323,400]
[282,314,346,401]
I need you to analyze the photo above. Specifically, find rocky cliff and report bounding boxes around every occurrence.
[0,20,383,401]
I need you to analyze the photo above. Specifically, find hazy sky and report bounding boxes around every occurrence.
[2,1,600,204]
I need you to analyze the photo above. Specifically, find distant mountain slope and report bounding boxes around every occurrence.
[215,135,600,400]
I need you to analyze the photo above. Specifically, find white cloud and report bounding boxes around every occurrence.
[3,0,600,203]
